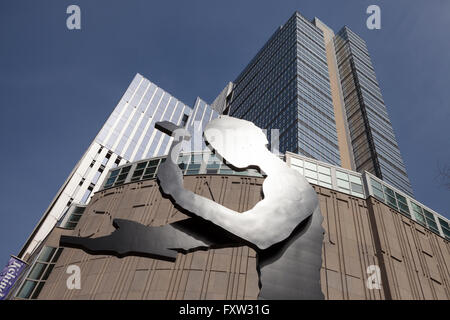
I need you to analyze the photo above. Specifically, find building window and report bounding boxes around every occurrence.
[290,158,304,174]
[142,160,160,180]
[104,165,132,188]
[102,152,112,166]
[206,154,221,174]
[181,114,189,127]
[336,170,350,193]
[131,162,156,181]
[423,209,439,234]
[63,206,86,230]
[438,218,450,240]
[411,202,426,225]
[115,166,131,185]
[370,178,410,217]
[92,168,103,185]
[113,157,121,168]
[349,175,364,197]
[16,246,63,299]
[104,168,120,188]
[81,186,93,204]
[219,164,234,175]
[395,192,410,216]
[131,161,148,180]
[370,178,384,201]
[383,186,397,209]
[186,155,201,175]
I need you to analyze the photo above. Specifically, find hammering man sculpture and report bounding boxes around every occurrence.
[61,116,325,299]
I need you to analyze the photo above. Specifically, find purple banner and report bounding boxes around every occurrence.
[0,256,27,300]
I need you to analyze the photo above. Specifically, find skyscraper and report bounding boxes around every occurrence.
[226,12,413,196]
[334,26,414,196]
[229,12,342,167]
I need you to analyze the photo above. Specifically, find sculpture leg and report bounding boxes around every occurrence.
[257,206,325,300]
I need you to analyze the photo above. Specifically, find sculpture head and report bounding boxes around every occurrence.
[204,116,269,169]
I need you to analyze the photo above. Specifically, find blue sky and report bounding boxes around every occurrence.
[0,0,449,265]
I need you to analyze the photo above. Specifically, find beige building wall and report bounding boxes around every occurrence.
[34,175,449,300]
[368,197,450,299]
[315,186,385,299]
[37,176,262,300]
[314,18,354,171]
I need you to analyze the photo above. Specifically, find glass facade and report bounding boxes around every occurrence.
[183,98,219,153]
[289,153,365,198]
[102,151,263,189]
[370,177,411,216]
[60,205,86,230]
[334,27,413,196]
[229,12,341,166]
[20,74,194,258]
[96,73,192,162]
[438,218,450,240]
[227,13,413,196]
[367,174,448,239]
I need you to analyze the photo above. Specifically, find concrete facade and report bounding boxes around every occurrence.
[26,174,449,300]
